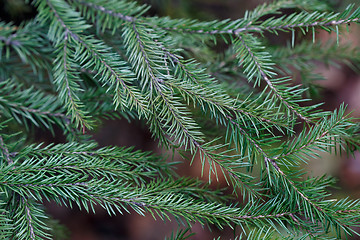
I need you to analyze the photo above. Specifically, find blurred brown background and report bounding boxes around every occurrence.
[2,0,360,239]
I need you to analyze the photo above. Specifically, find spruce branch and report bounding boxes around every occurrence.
[243,0,331,22]
[72,0,137,23]
[36,0,149,129]
[0,79,74,136]
[0,134,51,239]
[21,197,37,240]
[0,197,11,239]
[122,21,205,149]
[158,44,288,131]
[151,4,360,37]
[53,32,92,132]
[0,135,13,165]
[123,22,260,198]
[0,20,53,75]
[266,108,360,235]
[1,0,360,238]
[274,105,355,162]
[10,196,52,240]
[241,5,360,35]
[235,33,312,123]
[0,163,297,232]
[20,142,173,183]
[224,106,359,235]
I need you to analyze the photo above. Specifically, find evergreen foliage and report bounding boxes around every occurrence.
[1,0,360,239]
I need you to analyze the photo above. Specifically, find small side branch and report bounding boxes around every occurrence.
[0,135,13,165]
[240,17,360,34]
[89,193,298,225]
[74,0,136,22]
[158,44,281,126]
[237,34,311,123]
[22,197,35,240]
[160,16,360,36]
[226,115,326,215]
[7,182,88,188]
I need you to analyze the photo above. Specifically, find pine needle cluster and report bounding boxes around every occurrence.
[1,0,360,239]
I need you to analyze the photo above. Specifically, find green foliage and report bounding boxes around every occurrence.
[1,0,360,239]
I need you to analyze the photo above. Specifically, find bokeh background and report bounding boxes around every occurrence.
[2,0,360,239]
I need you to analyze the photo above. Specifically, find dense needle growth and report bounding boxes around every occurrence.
[1,0,360,239]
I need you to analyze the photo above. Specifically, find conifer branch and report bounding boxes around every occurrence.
[275,105,355,162]
[53,31,90,132]
[0,135,13,165]
[212,17,360,36]
[124,22,204,148]
[123,23,259,197]
[242,16,360,34]
[226,109,340,230]
[11,196,51,239]
[40,0,149,125]
[0,79,72,132]
[2,168,294,230]
[0,20,53,74]
[74,0,136,23]
[0,135,51,239]
[235,33,312,123]
[243,0,328,22]
[19,143,173,182]
[150,4,360,38]
[13,105,67,119]
[2,0,360,238]
[21,197,36,240]
[159,45,285,129]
